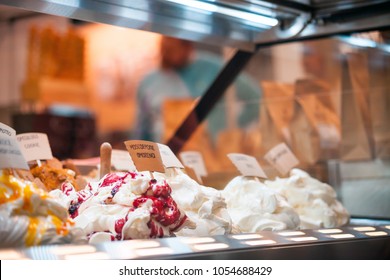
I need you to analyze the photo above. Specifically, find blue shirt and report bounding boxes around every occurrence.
[135,51,261,142]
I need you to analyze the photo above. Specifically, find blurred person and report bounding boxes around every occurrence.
[135,36,261,143]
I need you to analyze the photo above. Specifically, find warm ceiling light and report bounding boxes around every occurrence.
[317,229,343,234]
[166,0,278,27]
[353,227,376,232]
[231,234,263,240]
[278,231,305,236]
[365,231,388,237]
[329,234,355,239]
[126,240,161,249]
[192,243,229,251]
[244,239,276,246]
[181,237,216,244]
[290,237,318,242]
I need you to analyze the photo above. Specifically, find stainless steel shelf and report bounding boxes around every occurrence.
[0,1,389,51]
[2,222,390,260]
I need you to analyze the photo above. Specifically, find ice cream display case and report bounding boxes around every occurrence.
[0,0,390,260]
[1,223,390,260]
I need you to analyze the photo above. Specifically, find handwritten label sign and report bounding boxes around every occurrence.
[227,153,267,178]
[0,122,29,170]
[16,133,53,162]
[264,142,299,175]
[157,143,184,169]
[180,151,207,182]
[124,140,165,173]
[0,122,16,137]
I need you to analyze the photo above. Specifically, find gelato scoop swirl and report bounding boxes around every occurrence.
[51,171,192,243]
[0,169,74,247]
[222,176,300,232]
[265,168,349,229]
[157,170,234,236]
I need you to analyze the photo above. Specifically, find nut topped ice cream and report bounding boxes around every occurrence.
[51,171,193,243]
[157,169,235,236]
[30,158,87,191]
[0,169,75,247]
[265,168,349,229]
[222,176,300,232]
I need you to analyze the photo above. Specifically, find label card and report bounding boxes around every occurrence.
[0,123,29,170]
[157,143,184,169]
[179,151,207,182]
[16,133,53,162]
[227,153,267,179]
[264,142,299,175]
[124,140,165,173]
[111,149,136,172]
[0,122,16,137]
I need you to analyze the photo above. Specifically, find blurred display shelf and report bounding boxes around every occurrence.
[0,0,389,150]
[21,78,89,107]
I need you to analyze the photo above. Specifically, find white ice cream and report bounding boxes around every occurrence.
[157,170,234,236]
[265,168,349,229]
[51,171,192,243]
[0,170,74,247]
[222,176,300,232]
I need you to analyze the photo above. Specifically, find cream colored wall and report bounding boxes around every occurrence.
[12,15,70,105]
[0,16,162,135]
[77,24,160,134]
[0,16,69,108]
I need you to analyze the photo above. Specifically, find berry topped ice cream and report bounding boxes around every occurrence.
[51,171,193,243]
[265,168,349,229]
[156,169,235,236]
[0,169,75,247]
[222,176,300,232]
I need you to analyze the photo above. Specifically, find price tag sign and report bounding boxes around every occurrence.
[227,153,267,178]
[157,143,184,169]
[0,122,16,137]
[16,133,53,162]
[111,149,136,172]
[264,142,299,175]
[0,122,29,170]
[124,140,165,173]
[179,151,207,181]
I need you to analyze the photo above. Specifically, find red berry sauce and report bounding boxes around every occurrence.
[62,172,187,241]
